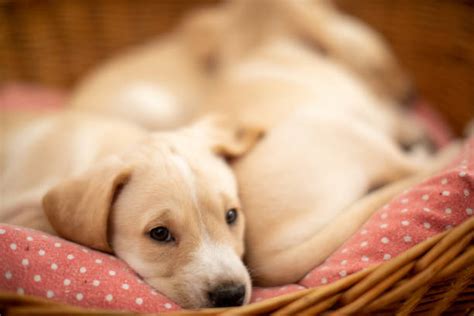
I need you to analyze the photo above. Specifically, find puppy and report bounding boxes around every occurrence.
[69,0,415,131]
[0,110,260,308]
[200,39,435,285]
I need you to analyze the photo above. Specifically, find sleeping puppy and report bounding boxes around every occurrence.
[69,0,415,131]
[0,110,260,308]
[200,38,435,286]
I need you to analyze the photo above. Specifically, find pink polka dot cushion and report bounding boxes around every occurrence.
[0,225,181,312]
[300,137,473,288]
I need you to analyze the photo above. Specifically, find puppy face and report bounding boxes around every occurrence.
[111,135,250,308]
[43,118,261,308]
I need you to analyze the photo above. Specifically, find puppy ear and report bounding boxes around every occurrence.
[42,157,131,253]
[195,115,264,159]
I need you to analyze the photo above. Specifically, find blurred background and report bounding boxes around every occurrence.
[1,0,473,134]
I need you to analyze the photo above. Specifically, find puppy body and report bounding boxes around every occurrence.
[201,38,432,285]
[0,111,257,308]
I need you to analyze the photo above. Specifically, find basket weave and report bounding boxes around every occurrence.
[1,218,473,315]
[1,1,473,315]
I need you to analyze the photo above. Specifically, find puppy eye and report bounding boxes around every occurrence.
[225,208,238,225]
[149,226,174,243]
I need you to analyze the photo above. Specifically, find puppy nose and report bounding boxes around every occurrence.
[208,283,246,307]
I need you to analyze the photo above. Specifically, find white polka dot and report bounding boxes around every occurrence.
[422,194,429,201]
[400,198,409,204]
[34,275,41,282]
[445,208,452,214]
[467,208,473,215]
[445,224,453,230]
[380,223,388,229]
[361,256,369,262]
[464,189,470,197]
[340,259,347,265]
[108,270,116,276]
[442,190,450,196]
[76,293,84,301]
[339,270,347,277]
[22,258,29,266]
[10,243,17,250]
[51,263,58,270]
[0,228,6,234]
[381,213,388,219]
[404,235,412,243]
[121,283,129,290]
[341,248,348,253]
[164,303,172,309]
[423,222,431,229]
[54,242,61,248]
[46,290,54,298]
[82,248,89,253]
[136,278,144,284]
[459,171,467,177]
[67,254,74,260]
[360,241,368,247]
[383,254,392,260]
[105,294,113,302]
[38,249,46,256]
[381,237,390,244]
[441,178,448,185]
[95,259,103,264]
[4,271,12,279]
[401,220,410,226]
[64,279,71,286]
[401,208,408,213]
[17,288,25,295]
[151,290,158,296]
[92,280,100,287]
[423,207,431,213]
[135,297,143,305]
[321,277,328,284]
[360,229,368,235]
[26,236,33,241]
[79,267,87,273]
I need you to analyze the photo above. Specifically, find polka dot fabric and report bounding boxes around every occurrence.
[300,137,473,288]
[0,226,179,312]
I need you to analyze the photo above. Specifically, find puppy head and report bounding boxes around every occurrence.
[293,1,415,104]
[43,117,261,308]
[186,0,415,104]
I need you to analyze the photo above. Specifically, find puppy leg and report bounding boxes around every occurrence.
[252,174,428,286]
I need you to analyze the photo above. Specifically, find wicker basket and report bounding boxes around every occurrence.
[1,1,473,315]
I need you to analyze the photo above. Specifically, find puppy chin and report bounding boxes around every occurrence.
[145,276,208,309]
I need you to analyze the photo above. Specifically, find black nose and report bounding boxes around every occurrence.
[208,283,246,307]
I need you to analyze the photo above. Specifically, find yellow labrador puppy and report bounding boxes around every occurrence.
[69,0,415,130]
[0,110,260,308]
[200,38,434,285]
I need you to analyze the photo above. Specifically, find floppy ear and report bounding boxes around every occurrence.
[194,115,264,159]
[42,157,131,253]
